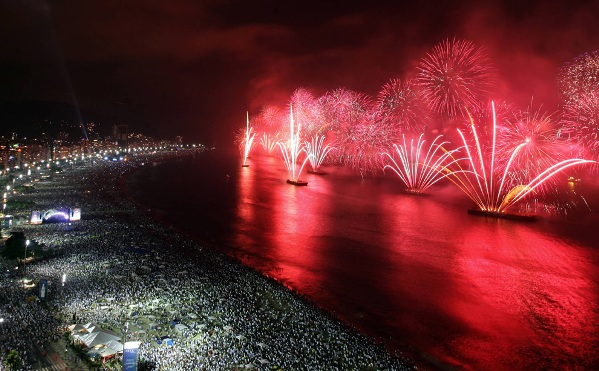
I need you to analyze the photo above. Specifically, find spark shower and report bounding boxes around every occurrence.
[236,38,597,217]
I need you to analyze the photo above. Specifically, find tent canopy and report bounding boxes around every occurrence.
[103,340,124,352]
[79,331,121,347]
[68,324,87,333]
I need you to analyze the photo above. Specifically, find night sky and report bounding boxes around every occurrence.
[1,0,598,146]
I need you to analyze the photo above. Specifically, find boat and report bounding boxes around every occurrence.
[467,208,538,221]
[286,179,308,186]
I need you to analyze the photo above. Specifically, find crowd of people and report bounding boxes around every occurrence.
[0,150,415,370]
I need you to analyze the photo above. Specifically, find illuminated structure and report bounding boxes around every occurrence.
[30,211,42,225]
[40,208,82,223]
[112,125,129,149]
[70,208,81,221]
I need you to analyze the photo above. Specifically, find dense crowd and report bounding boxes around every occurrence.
[0,151,415,370]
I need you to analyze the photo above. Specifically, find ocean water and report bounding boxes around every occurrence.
[126,149,599,370]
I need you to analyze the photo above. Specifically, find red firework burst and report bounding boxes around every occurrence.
[498,106,567,190]
[320,88,391,174]
[376,78,432,134]
[445,102,594,214]
[557,50,599,105]
[417,39,496,118]
[290,88,326,138]
[255,105,286,138]
[561,91,599,163]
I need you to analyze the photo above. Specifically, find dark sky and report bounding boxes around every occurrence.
[1,0,598,145]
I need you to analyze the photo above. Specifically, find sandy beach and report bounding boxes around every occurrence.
[0,150,415,370]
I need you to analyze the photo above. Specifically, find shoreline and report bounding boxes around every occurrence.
[122,149,599,371]
[120,152,422,367]
[1,150,416,370]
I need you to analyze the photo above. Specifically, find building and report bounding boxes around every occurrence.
[112,125,129,149]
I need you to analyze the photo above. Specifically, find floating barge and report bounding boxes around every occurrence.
[467,209,538,221]
[286,179,308,186]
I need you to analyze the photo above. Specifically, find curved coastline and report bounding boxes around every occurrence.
[0,150,416,370]
[124,149,599,371]
[120,151,420,368]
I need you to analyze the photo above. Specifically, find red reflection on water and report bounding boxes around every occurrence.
[447,224,599,370]
[269,168,336,294]
[235,164,256,247]
[230,153,599,370]
[382,194,599,370]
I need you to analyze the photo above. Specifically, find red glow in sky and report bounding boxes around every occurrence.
[0,0,598,145]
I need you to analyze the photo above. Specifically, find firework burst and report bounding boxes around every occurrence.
[290,88,326,138]
[305,134,336,174]
[255,105,286,138]
[321,88,397,174]
[446,102,594,214]
[497,105,567,188]
[383,134,464,194]
[560,91,599,164]
[417,39,495,119]
[557,50,599,105]
[376,78,431,134]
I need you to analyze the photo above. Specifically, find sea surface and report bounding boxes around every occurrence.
[126,149,599,370]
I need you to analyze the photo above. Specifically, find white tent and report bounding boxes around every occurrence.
[79,331,121,347]
[103,340,124,352]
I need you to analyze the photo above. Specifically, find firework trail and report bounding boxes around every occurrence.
[376,78,431,134]
[417,39,496,119]
[278,104,309,183]
[382,134,465,194]
[305,134,336,173]
[259,132,281,154]
[242,112,256,167]
[446,102,594,214]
